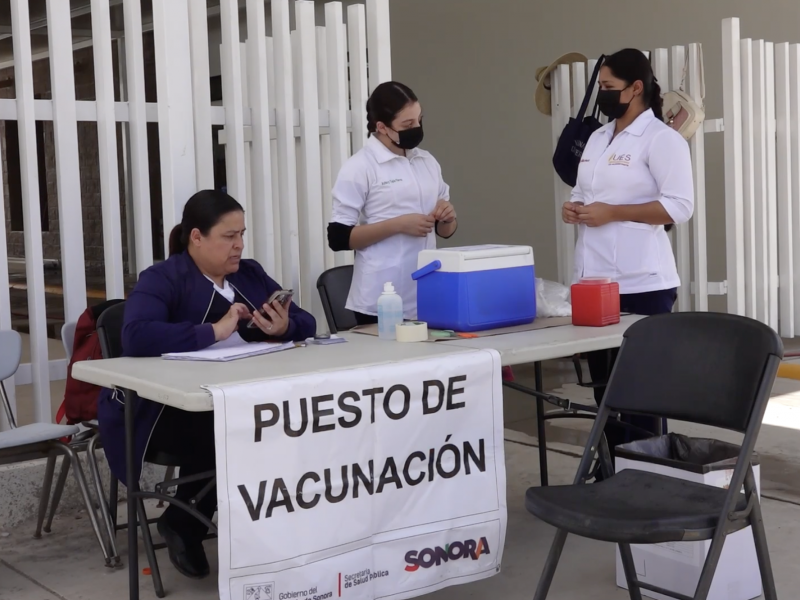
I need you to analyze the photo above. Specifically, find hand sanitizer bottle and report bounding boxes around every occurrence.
[377,282,404,340]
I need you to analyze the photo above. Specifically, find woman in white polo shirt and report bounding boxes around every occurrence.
[328,81,457,324]
[562,48,694,466]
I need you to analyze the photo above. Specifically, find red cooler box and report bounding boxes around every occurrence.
[571,277,620,327]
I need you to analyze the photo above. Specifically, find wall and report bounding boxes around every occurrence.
[388,0,800,290]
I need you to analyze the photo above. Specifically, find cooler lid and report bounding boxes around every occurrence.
[417,244,534,273]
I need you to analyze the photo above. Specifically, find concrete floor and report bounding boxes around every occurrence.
[1,439,798,600]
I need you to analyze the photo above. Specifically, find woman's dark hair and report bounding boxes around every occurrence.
[366,81,419,135]
[168,189,244,256]
[604,48,663,121]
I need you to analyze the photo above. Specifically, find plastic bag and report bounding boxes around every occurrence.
[536,278,572,317]
[616,433,759,473]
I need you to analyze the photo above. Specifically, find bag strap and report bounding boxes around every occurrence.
[576,55,606,120]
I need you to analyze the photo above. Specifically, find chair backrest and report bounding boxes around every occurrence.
[0,330,22,429]
[61,321,77,362]
[604,312,783,433]
[316,265,357,333]
[96,301,126,359]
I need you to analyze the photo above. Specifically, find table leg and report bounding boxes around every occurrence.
[535,362,548,487]
[123,388,139,600]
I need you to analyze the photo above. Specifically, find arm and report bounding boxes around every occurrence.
[433,160,457,239]
[327,175,434,250]
[122,269,216,357]
[238,266,317,343]
[575,131,695,228]
[608,201,675,225]
[644,129,695,225]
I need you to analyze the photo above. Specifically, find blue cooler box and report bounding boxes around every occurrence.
[412,245,536,332]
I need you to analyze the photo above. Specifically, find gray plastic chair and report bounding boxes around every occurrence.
[0,330,113,566]
[61,321,77,361]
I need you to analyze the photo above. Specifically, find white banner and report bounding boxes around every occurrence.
[209,348,506,600]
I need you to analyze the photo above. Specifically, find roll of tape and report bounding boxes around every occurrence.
[396,321,428,342]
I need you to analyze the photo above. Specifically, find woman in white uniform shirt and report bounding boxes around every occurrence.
[328,82,457,324]
[563,49,694,467]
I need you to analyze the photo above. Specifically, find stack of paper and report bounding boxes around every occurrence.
[162,333,295,362]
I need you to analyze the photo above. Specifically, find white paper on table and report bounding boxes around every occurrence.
[162,333,295,362]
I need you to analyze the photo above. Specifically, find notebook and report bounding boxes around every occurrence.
[162,333,295,362]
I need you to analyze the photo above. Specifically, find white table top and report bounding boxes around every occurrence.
[72,333,478,412]
[442,315,644,366]
[72,315,644,412]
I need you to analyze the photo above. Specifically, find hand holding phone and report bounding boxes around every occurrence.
[247,289,293,330]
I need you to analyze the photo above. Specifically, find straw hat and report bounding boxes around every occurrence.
[535,52,589,116]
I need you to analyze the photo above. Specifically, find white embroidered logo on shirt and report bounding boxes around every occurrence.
[381,178,403,185]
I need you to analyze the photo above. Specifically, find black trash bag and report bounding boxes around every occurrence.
[615,433,759,475]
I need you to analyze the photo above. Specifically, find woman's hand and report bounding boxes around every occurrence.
[562,202,581,225]
[212,303,251,342]
[394,214,436,237]
[576,202,617,227]
[431,199,456,224]
[251,300,290,338]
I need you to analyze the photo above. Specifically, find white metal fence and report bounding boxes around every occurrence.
[0,0,390,428]
[551,17,800,337]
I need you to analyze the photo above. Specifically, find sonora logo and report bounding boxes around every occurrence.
[404,537,490,572]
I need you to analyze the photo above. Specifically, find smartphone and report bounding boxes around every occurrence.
[247,289,294,328]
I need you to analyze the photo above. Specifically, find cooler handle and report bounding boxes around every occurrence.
[412,260,442,281]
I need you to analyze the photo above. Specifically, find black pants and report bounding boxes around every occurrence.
[354,312,378,326]
[587,288,677,463]
[149,407,216,544]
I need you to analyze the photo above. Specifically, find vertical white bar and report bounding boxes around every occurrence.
[218,0,248,254]
[266,36,283,282]
[188,0,214,191]
[296,1,325,327]
[586,58,600,109]
[240,41,254,258]
[46,0,89,319]
[775,43,794,337]
[790,45,800,328]
[246,0,277,274]
[741,40,757,318]
[10,0,50,423]
[670,45,691,311]
[318,25,335,271]
[326,2,353,268]
[152,0,198,242]
[366,0,391,93]
[688,43,708,312]
[765,42,779,331]
[348,4,369,153]
[117,38,138,276]
[571,62,586,118]
[0,127,14,429]
[551,64,573,285]
[652,49,675,247]
[722,18,746,316]
[652,49,669,88]
[753,41,769,324]
[272,0,301,294]
[123,0,153,271]
[89,0,125,300]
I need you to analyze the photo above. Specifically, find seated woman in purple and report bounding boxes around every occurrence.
[97,190,315,579]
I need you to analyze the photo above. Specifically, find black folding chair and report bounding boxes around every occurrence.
[317,265,357,333]
[96,302,213,598]
[526,312,782,600]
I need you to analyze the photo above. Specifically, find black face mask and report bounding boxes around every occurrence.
[596,89,631,120]
[389,125,424,150]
